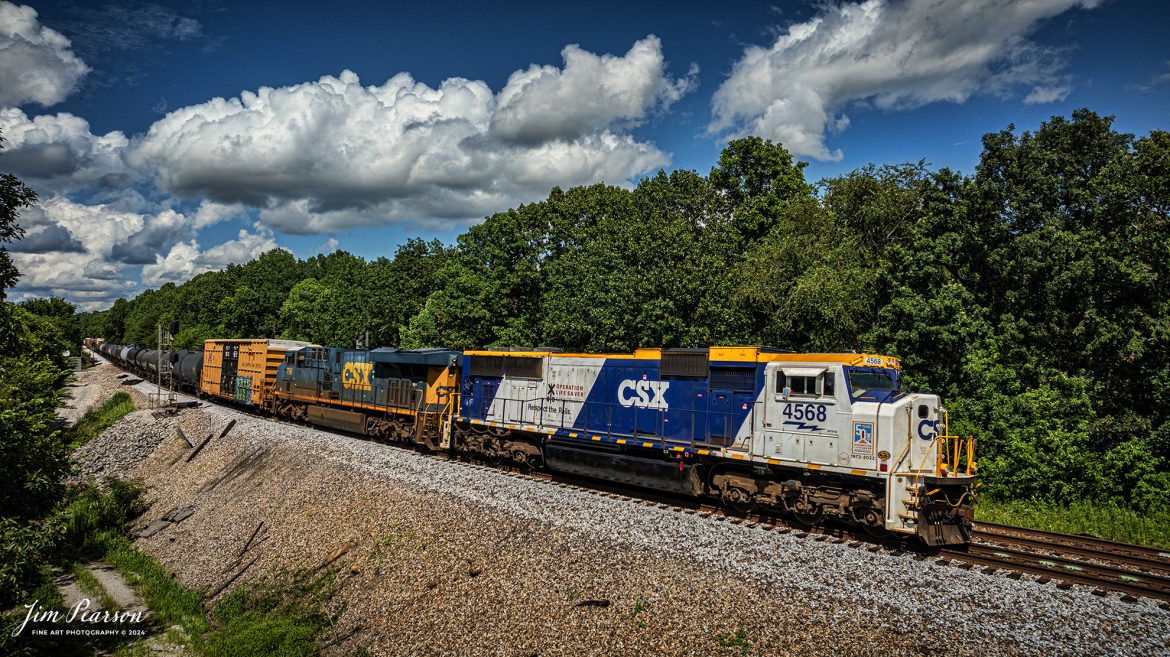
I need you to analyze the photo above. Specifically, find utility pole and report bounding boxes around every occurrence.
[152,321,177,408]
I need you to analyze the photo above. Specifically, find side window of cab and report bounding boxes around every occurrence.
[776,370,837,398]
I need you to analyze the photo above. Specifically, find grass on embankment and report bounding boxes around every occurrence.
[84,493,333,657]
[99,528,333,657]
[3,478,333,657]
[976,498,1170,550]
[66,392,135,449]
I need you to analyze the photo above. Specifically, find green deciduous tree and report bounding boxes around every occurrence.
[0,130,73,608]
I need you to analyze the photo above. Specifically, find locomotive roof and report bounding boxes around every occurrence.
[204,339,314,350]
[463,346,902,370]
[367,347,459,366]
[288,346,458,367]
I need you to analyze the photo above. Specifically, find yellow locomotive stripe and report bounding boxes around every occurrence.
[466,347,902,371]
[642,442,654,448]
[569,432,578,438]
[851,469,868,476]
[670,447,684,452]
[276,392,422,418]
[697,449,710,455]
[591,436,601,441]
[616,439,627,444]
[807,464,822,470]
[767,458,781,465]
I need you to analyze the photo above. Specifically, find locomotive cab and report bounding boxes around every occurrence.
[754,355,976,545]
[840,368,977,546]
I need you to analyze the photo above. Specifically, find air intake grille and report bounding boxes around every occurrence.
[661,349,709,377]
[709,367,756,391]
[469,355,543,379]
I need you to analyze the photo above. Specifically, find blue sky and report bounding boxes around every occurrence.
[1,0,1168,310]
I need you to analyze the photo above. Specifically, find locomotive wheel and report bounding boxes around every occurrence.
[856,508,891,539]
[722,486,758,515]
[791,504,825,527]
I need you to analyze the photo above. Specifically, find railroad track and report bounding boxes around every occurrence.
[530,468,1170,605]
[937,522,1170,604]
[974,521,1170,576]
[111,360,1170,605]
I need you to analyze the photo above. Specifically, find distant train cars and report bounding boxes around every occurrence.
[85,338,204,391]
[84,338,977,546]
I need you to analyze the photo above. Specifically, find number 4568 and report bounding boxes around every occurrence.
[782,403,827,422]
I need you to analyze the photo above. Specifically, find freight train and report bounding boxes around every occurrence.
[84,338,977,546]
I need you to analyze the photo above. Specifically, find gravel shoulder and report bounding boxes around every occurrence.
[57,354,134,427]
[71,362,1170,657]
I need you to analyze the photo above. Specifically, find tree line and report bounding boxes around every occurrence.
[17,108,1170,513]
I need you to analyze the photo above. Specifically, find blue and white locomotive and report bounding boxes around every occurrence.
[452,346,977,545]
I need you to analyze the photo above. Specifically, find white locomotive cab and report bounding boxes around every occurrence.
[752,359,965,540]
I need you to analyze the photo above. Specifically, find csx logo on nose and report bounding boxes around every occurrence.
[342,362,372,390]
[618,379,669,410]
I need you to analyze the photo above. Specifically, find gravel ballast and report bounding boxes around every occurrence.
[71,361,1170,657]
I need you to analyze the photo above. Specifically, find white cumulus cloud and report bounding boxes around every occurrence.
[710,0,1101,161]
[0,1,89,107]
[141,224,279,285]
[491,36,694,145]
[8,199,143,304]
[0,108,130,193]
[127,36,691,233]
[6,197,266,306]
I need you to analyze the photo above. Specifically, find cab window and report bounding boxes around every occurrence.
[846,368,900,398]
[776,371,835,397]
[789,375,816,395]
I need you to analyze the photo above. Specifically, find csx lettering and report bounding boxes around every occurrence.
[342,362,373,390]
[917,419,939,441]
[618,380,669,410]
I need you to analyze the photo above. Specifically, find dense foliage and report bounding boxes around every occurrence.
[58,110,1170,513]
[0,128,77,608]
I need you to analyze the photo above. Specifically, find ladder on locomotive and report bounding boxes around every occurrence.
[412,386,457,448]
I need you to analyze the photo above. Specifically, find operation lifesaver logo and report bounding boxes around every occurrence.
[11,598,149,639]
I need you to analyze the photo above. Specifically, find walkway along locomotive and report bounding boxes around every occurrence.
[85,339,978,546]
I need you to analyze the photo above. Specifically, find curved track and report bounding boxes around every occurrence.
[938,522,1170,604]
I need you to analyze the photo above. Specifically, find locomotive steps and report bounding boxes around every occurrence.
[70,361,1170,657]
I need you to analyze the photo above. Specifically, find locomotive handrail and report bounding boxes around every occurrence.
[935,410,977,477]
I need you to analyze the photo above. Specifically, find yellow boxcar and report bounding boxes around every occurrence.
[201,339,312,408]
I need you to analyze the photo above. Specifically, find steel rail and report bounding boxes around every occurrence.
[943,543,1170,603]
[973,527,1170,580]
